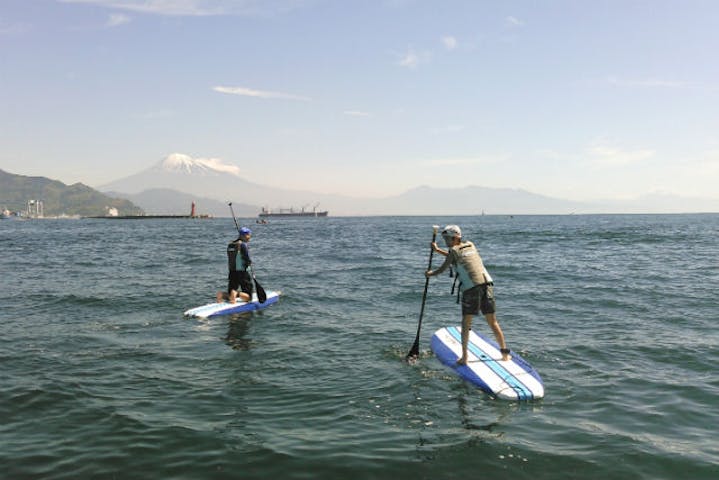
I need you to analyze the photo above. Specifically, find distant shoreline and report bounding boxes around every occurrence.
[83,214,212,219]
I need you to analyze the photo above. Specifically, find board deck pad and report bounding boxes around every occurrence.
[430,326,544,401]
[184,291,280,318]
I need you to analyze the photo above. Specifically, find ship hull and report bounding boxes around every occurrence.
[258,211,328,218]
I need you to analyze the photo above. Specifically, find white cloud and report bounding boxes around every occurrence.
[429,125,465,134]
[0,20,30,35]
[136,109,175,119]
[505,16,525,27]
[105,13,131,27]
[541,143,656,167]
[59,0,302,17]
[397,47,431,69]
[607,76,686,88]
[213,85,311,101]
[696,150,719,174]
[198,157,242,175]
[441,35,458,51]
[587,144,655,167]
[344,110,372,117]
[421,155,506,167]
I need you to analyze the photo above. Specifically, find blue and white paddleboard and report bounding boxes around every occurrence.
[184,291,281,318]
[431,326,544,401]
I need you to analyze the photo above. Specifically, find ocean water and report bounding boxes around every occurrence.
[1,214,717,479]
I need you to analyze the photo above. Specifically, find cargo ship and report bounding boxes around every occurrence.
[85,201,212,219]
[258,204,328,218]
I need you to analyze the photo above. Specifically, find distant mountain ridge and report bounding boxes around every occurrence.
[98,154,719,215]
[99,154,590,215]
[0,169,143,217]
[380,185,590,215]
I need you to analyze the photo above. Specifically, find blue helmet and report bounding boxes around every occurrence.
[239,227,252,236]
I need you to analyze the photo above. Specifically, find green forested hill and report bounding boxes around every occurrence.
[0,169,144,217]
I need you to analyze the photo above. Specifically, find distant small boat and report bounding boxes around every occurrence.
[259,204,328,218]
[1,209,23,220]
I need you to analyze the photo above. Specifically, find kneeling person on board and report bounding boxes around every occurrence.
[216,227,253,304]
[425,225,511,363]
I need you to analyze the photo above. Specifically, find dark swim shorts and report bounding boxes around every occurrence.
[461,283,496,315]
[227,270,253,295]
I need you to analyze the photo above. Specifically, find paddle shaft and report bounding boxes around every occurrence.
[228,202,241,232]
[407,227,439,360]
[228,203,267,303]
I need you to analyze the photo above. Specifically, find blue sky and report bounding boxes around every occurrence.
[1,0,718,203]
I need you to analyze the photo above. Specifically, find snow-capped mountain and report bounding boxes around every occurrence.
[98,153,338,212]
[100,153,259,198]
[155,153,242,176]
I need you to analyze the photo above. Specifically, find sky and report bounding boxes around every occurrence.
[1,0,718,204]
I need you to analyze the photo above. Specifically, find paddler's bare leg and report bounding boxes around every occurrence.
[457,314,473,366]
[485,313,510,361]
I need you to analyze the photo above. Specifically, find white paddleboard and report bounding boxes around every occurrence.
[430,326,544,401]
[184,291,281,318]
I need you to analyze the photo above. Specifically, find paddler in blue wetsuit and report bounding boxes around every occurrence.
[425,225,511,363]
[216,227,253,304]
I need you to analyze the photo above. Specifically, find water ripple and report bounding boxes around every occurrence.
[2,215,718,479]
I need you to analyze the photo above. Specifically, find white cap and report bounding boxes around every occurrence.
[441,224,462,239]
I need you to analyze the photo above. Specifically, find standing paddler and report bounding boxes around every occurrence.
[425,224,511,363]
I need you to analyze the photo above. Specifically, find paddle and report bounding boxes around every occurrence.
[406,225,440,362]
[228,202,267,303]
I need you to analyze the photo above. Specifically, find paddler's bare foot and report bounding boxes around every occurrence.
[456,357,468,366]
[500,348,511,361]
[216,292,224,303]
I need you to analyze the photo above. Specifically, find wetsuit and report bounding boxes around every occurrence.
[226,239,253,296]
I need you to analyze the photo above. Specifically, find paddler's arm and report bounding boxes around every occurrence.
[426,251,452,277]
[431,241,449,256]
[240,242,252,268]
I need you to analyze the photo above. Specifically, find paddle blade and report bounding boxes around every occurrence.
[406,341,420,363]
[254,278,267,303]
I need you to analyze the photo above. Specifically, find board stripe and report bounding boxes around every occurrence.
[446,326,535,400]
[431,335,494,393]
[460,326,538,401]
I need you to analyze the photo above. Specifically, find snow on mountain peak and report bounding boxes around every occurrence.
[159,153,241,176]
